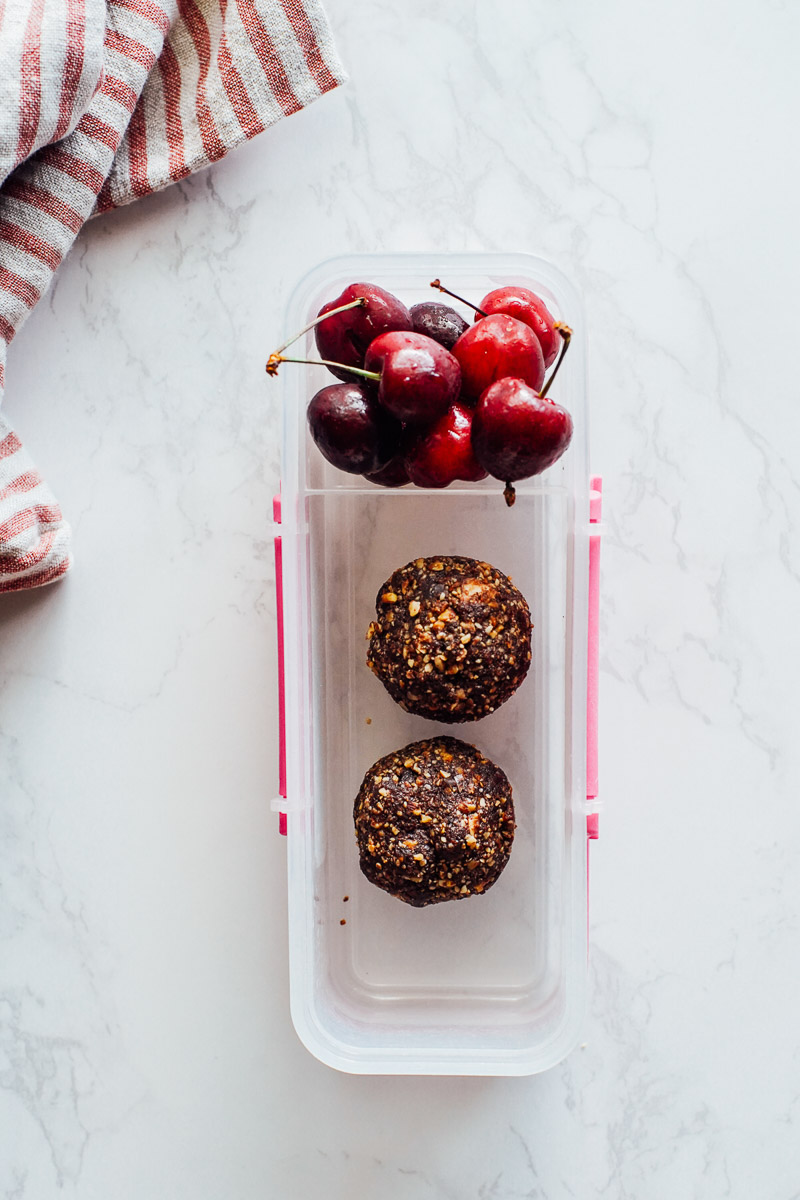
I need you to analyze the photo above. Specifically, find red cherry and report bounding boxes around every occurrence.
[478,287,560,367]
[405,403,488,488]
[365,331,461,425]
[452,314,545,404]
[315,283,412,382]
[471,377,573,503]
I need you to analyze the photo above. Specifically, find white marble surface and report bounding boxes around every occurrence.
[2,0,800,1195]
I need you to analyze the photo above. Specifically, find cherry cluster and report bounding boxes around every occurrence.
[267,279,574,506]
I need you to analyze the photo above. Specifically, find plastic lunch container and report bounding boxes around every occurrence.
[272,252,601,1076]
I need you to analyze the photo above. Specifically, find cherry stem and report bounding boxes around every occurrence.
[503,482,516,508]
[266,297,368,365]
[430,278,487,318]
[265,353,381,382]
[539,323,572,399]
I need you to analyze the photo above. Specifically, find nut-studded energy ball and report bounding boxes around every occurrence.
[354,737,515,907]
[366,555,532,722]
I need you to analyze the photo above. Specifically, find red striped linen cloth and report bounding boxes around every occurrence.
[0,0,345,593]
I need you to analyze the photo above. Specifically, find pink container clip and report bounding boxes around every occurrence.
[587,475,602,835]
[273,492,287,836]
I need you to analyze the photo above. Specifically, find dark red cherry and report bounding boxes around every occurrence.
[478,287,560,367]
[364,331,461,425]
[315,283,412,382]
[471,377,573,502]
[364,453,411,488]
[307,382,401,474]
[405,403,488,488]
[452,314,545,404]
[409,302,469,351]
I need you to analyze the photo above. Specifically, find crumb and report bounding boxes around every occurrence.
[343,895,349,902]
[365,717,372,725]
[339,918,346,926]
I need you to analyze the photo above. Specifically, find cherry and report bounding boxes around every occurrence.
[364,331,461,425]
[314,283,412,382]
[471,326,574,505]
[472,380,573,503]
[307,382,400,475]
[452,313,545,404]
[409,302,468,350]
[478,287,560,367]
[364,453,411,488]
[404,403,487,488]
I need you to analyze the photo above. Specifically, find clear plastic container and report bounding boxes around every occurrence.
[274,253,593,1075]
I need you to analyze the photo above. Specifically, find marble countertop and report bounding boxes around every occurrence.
[2,1,800,1196]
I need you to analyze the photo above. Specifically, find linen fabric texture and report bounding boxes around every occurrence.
[0,0,345,592]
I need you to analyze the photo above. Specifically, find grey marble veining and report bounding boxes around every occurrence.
[2,0,800,1195]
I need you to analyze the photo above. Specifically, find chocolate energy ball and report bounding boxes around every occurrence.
[354,736,515,906]
[366,555,532,722]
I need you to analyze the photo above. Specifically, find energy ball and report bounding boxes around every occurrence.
[366,555,532,722]
[354,736,515,907]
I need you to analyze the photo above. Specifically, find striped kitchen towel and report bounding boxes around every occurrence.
[0,0,345,593]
